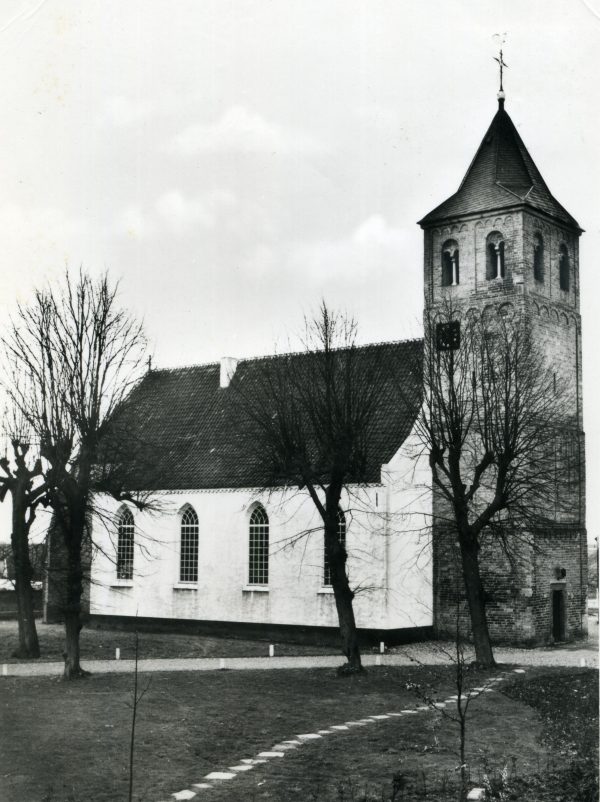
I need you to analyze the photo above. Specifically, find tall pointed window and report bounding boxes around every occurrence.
[533,233,544,282]
[441,240,459,287]
[249,505,269,585]
[486,231,505,280]
[323,509,347,586]
[116,507,134,580]
[180,506,199,583]
[559,244,570,292]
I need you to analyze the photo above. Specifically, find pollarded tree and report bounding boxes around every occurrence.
[413,300,575,666]
[3,270,149,678]
[232,303,413,672]
[0,427,48,658]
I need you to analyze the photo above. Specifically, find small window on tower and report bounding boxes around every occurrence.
[533,233,544,282]
[486,231,505,280]
[441,240,459,287]
[559,244,570,292]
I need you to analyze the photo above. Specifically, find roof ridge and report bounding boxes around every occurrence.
[148,337,424,374]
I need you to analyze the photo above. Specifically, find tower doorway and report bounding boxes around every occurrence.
[552,588,566,642]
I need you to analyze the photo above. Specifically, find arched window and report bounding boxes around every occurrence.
[248,505,269,585]
[180,506,199,583]
[116,507,134,580]
[533,233,544,282]
[441,239,459,287]
[559,244,570,291]
[323,509,347,586]
[486,232,505,280]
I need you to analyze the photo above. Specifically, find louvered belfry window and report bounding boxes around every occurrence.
[248,505,269,585]
[559,244,570,292]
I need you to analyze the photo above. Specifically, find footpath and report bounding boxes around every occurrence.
[2,632,597,677]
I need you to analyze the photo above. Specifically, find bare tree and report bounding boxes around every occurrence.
[405,590,501,802]
[232,303,409,672]
[0,430,48,658]
[3,270,149,678]
[411,301,574,666]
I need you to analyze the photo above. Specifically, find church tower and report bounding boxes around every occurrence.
[418,85,587,644]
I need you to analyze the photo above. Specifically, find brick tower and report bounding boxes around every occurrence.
[418,88,587,645]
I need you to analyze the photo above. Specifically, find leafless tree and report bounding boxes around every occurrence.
[232,303,409,672]
[410,300,575,667]
[0,424,48,658]
[3,270,150,678]
[405,594,503,802]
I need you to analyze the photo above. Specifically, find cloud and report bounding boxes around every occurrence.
[115,190,237,239]
[354,103,402,129]
[168,105,321,156]
[291,214,416,284]
[97,95,156,127]
[352,214,409,249]
[156,189,237,235]
[117,204,150,239]
[0,203,92,307]
[155,191,214,233]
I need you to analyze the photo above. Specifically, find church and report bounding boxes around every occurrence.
[84,87,588,647]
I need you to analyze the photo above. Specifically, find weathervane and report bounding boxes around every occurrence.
[492,33,508,94]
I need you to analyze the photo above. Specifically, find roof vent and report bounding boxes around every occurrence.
[220,356,238,388]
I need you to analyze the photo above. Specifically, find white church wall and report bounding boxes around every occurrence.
[90,446,432,631]
[381,423,433,629]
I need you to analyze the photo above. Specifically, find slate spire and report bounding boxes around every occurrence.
[419,100,580,230]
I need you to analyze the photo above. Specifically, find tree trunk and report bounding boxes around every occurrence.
[459,538,495,667]
[64,608,86,679]
[325,505,362,672]
[63,538,88,679]
[331,580,362,671]
[10,496,40,659]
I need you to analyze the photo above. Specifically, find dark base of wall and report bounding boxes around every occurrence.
[88,614,433,648]
[433,624,588,648]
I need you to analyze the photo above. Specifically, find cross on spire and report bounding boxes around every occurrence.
[494,47,508,92]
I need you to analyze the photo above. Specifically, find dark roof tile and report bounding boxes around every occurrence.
[112,340,423,490]
[419,105,580,230]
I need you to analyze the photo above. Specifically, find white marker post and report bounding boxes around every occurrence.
[269,644,275,658]
[115,647,120,660]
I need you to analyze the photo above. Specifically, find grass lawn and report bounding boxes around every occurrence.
[0,620,335,663]
[1,664,596,802]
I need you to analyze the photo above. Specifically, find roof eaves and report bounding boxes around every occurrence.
[419,199,582,232]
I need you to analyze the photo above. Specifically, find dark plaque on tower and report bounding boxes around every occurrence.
[436,320,461,351]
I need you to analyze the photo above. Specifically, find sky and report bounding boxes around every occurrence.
[0,0,599,543]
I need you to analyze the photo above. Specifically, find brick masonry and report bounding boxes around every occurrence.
[424,207,587,645]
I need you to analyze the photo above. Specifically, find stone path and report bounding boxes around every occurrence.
[2,634,596,677]
[159,668,529,801]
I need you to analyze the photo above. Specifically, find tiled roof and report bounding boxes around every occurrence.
[110,340,423,491]
[419,103,580,230]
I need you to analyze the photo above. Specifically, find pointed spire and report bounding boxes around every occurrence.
[419,97,581,230]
